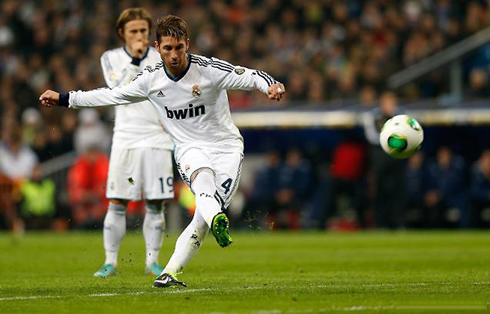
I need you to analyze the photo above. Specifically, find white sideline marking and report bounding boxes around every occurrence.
[0,281,488,302]
[0,296,62,301]
[208,305,488,314]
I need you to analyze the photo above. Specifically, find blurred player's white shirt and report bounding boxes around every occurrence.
[70,54,276,158]
[100,47,173,150]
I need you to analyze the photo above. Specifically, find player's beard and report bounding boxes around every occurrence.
[167,54,187,75]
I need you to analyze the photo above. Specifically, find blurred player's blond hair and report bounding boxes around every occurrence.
[116,8,152,41]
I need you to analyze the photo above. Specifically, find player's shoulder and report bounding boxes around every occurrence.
[132,61,164,83]
[143,60,164,74]
[147,46,160,58]
[190,54,234,73]
[101,47,126,60]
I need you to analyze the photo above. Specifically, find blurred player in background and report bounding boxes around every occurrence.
[93,8,174,278]
[363,91,405,229]
[40,14,285,288]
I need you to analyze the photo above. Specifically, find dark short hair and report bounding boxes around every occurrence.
[155,15,188,43]
[116,8,152,40]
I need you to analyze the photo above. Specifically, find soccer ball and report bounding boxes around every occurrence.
[379,115,423,159]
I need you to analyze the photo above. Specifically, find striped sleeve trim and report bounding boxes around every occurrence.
[211,58,234,72]
[191,55,235,73]
[256,71,272,86]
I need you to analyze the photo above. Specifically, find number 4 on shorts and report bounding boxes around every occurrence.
[221,178,232,194]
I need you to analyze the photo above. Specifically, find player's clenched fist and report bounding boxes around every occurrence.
[39,90,60,107]
[268,83,286,101]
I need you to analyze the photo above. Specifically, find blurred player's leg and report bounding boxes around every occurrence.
[143,201,165,275]
[94,202,126,278]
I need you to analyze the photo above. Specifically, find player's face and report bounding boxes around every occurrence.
[121,19,150,47]
[155,36,190,76]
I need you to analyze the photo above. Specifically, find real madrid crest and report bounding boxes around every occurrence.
[234,67,245,75]
[192,85,202,98]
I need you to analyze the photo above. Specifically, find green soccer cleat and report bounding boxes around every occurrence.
[153,272,186,288]
[145,262,164,276]
[93,264,116,278]
[211,213,233,248]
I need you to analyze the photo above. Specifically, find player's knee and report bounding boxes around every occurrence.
[190,168,215,188]
[110,199,129,207]
[145,201,164,214]
[108,202,127,214]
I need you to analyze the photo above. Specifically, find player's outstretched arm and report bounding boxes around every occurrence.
[206,57,285,101]
[39,70,149,109]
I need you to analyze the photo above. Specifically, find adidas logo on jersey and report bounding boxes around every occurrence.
[165,104,205,120]
[157,90,165,97]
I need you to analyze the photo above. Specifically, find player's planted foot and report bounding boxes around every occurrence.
[211,213,233,248]
[145,262,164,276]
[153,272,186,288]
[93,264,116,278]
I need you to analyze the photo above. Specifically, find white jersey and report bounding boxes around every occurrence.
[100,46,173,150]
[68,54,277,158]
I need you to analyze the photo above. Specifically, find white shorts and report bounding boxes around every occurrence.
[106,147,174,200]
[176,148,243,209]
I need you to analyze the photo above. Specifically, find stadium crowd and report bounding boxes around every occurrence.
[1,0,490,231]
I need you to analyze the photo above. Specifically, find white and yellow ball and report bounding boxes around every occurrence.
[379,115,423,159]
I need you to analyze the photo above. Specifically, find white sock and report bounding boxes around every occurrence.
[103,203,126,266]
[164,211,209,274]
[143,202,165,267]
[163,171,221,274]
[192,171,222,227]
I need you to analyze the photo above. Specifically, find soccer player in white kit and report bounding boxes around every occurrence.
[40,15,285,287]
[92,8,174,278]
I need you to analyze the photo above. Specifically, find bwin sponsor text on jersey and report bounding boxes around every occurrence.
[165,104,205,120]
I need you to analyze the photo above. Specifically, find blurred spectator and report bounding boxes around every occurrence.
[269,149,312,230]
[0,126,38,182]
[469,149,490,228]
[466,68,490,99]
[21,108,43,145]
[0,171,22,233]
[363,91,406,229]
[74,109,111,155]
[322,135,367,229]
[405,151,429,228]
[18,165,56,229]
[67,145,109,229]
[359,85,377,108]
[425,147,468,228]
[59,111,77,153]
[244,150,281,229]
[45,125,67,158]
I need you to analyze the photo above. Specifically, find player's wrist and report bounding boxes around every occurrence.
[59,93,70,107]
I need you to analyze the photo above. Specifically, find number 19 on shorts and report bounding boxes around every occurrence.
[159,177,173,194]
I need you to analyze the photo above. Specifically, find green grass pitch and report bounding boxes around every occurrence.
[0,231,489,313]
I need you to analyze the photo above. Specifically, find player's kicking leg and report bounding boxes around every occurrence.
[154,169,232,288]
